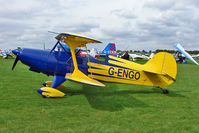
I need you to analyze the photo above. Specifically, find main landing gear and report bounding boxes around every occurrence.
[158,87,169,94]
[37,80,66,98]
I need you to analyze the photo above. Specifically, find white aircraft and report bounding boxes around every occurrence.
[129,53,154,61]
[191,54,199,58]
[90,48,99,58]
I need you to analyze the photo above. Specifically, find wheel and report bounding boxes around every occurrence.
[162,89,169,94]
[42,95,47,98]
[42,95,50,98]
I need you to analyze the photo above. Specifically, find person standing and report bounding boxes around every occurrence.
[122,51,129,60]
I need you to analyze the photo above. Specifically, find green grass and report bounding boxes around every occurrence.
[1,57,199,132]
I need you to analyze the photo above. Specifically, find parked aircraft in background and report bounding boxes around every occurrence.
[100,43,117,57]
[192,54,199,58]
[65,43,117,58]
[129,53,154,61]
[0,50,2,56]
[129,54,150,61]
[89,43,117,58]
[0,49,14,59]
[90,48,99,58]
[174,43,199,65]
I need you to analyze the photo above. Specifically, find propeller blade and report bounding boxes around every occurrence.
[12,56,19,70]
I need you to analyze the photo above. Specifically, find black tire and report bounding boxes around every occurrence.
[163,89,169,94]
[42,95,50,98]
[42,95,47,98]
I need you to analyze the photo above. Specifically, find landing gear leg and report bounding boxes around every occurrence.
[158,87,169,94]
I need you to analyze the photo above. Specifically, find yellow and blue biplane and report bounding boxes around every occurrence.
[12,32,177,98]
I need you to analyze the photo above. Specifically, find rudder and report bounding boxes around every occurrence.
[144,52,177,82]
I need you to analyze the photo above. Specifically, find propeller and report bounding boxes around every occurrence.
[12,55,19,70]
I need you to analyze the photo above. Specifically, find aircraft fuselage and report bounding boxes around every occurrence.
[13,48,95,76]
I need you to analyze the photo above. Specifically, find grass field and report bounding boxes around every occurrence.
[1,57,199,132]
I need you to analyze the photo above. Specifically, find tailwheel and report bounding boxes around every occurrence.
[158,87,169,94]
[162,89,169,94]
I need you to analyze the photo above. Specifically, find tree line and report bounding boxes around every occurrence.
[117,49,199,54]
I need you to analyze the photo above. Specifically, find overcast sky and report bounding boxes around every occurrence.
[0,0,199,51]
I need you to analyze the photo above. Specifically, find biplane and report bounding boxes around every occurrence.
[12,32,177,98]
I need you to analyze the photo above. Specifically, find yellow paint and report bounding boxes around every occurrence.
[56,32,105,87]
[55,32,102,46]
[11,52,16,57]
[66,69,105,87]
[144,52,177,80]
[88,52,177,87]
[41,87,65,97]
[45,81,66,89]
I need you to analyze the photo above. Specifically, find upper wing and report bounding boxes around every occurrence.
[56,32,105,87]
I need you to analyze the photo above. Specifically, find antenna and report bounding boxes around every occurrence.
[48,31,60,34]
[43,43,45,50]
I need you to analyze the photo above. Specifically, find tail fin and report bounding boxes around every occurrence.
[144,52,177,82]
[101,43,116,56]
